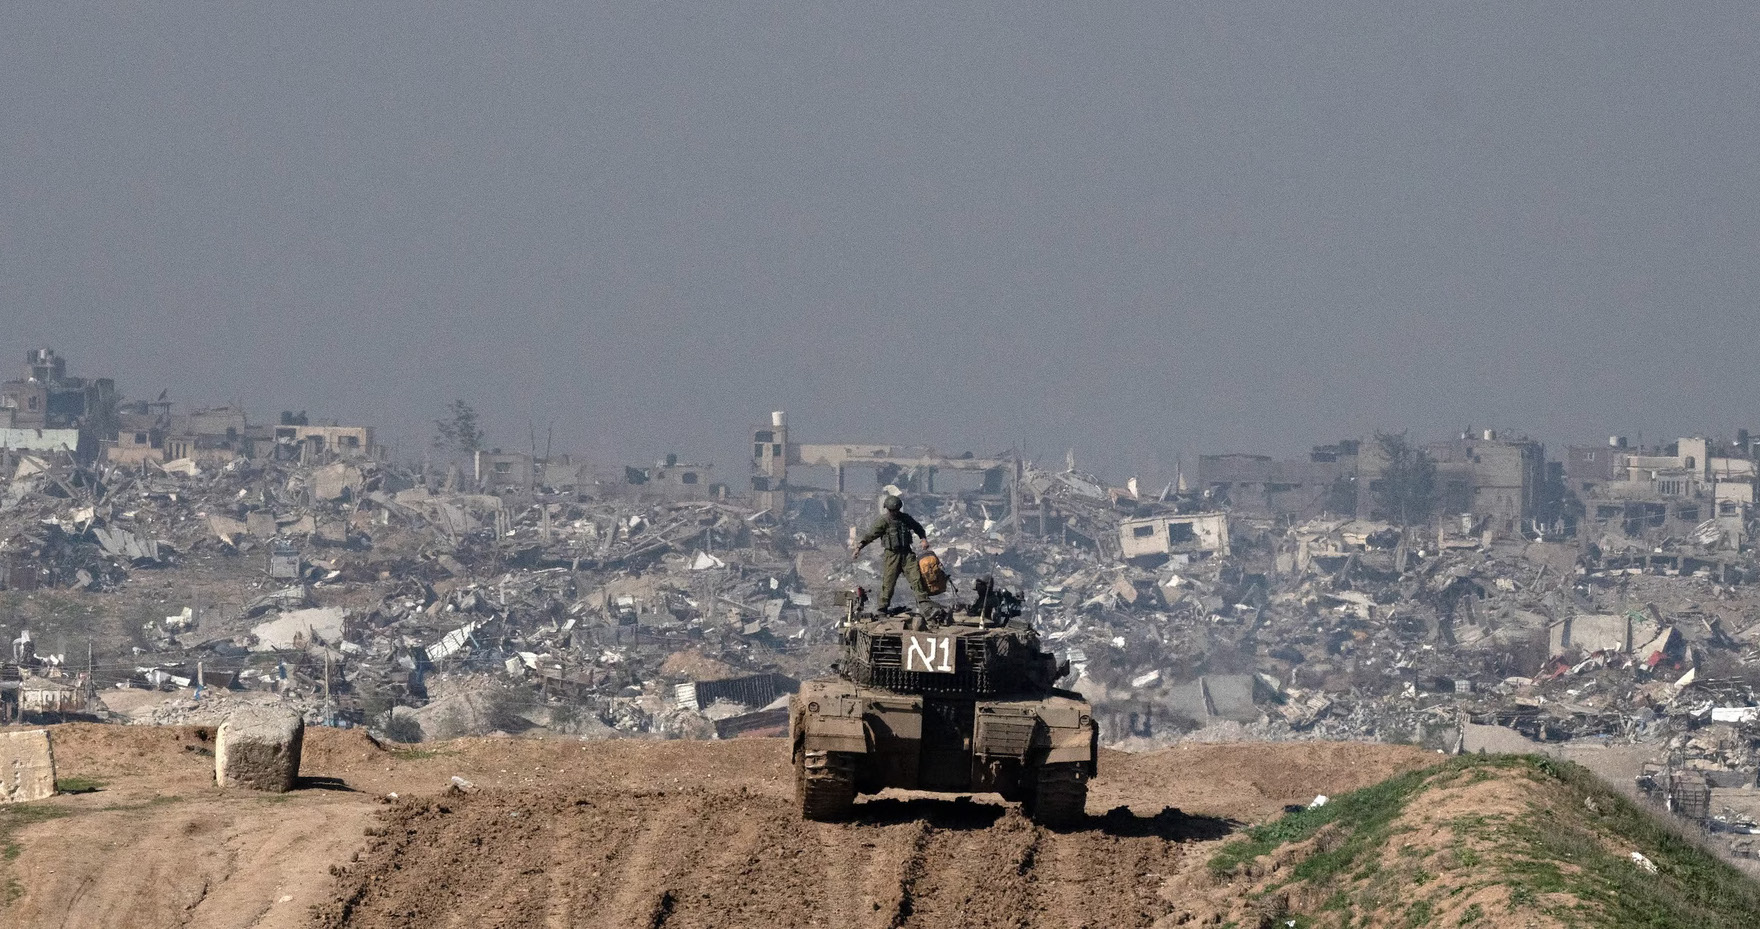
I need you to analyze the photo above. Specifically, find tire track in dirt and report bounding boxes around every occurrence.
[539,797,629,929]
[595,791,709,929]
[882,819,933,929]
[809,821,871,929]
[317,791,1206,929]
[891,813,1039,929]
[810,814,924,929]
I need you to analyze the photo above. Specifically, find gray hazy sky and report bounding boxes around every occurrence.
[3,2,1756,482]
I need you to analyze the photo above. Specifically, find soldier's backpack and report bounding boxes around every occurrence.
[917,549,948,595]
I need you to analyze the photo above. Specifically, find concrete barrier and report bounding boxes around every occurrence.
[0,729,56,803]
[216,706,304,792]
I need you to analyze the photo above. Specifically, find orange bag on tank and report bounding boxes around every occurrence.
[917,550,948,595]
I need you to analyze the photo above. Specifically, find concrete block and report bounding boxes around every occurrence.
[216,706,304,792]
[0,729,56,803]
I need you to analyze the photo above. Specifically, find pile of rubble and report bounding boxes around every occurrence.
[0,452,826,737]
[11,444,1760,821]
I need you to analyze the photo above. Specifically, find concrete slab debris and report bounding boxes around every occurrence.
[250,607,345,652]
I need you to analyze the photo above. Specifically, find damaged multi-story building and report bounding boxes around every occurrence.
[1574,436,1757,548]
[0,349,115,462]
[620,455,718,502]
[108,395,175,465]
[1203,429,1552,539]
[104,403,380,468]
[1196,440,1360,520]
[751,410,1022,530]
[269,415,378,462]
[1414,430,1551,537]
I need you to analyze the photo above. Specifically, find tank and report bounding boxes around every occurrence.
[790,578,1097,826]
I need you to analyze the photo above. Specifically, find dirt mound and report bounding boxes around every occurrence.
[1185,754,1760,929]
[0,726,1435,929]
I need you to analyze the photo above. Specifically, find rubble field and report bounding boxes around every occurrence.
[0,723,1431,929]
[13,449,1760,870]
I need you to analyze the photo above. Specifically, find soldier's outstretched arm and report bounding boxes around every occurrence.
[903,513,927,540]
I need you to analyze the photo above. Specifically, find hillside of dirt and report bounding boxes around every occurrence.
[1192,754,1760,929]
[10,725,1760,929]
[1,725,1432,929]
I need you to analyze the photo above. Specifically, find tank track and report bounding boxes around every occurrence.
[797,749,856,822]
[1025,763,1087,828]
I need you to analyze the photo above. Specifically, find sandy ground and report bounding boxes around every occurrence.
[1,724,1434,929]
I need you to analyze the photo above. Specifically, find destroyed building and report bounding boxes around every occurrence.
[620,454,718,501]
[0,349,114,462]
[1419,430,1549,534]
[751,410,1020,523]
[1118,512,1230,562]
[1196,440,1359,519]
[161,406,252,464]
[1575,436,1758,549]
[271,421,377,461]
[472,450,595,501]
[107,396,175,465]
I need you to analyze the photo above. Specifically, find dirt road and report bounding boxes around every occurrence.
[2,725,1431,929]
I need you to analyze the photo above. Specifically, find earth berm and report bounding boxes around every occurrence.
[4,725,1756,928]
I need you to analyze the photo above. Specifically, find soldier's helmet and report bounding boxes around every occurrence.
[883,494,902,512]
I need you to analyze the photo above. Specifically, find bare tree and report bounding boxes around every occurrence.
[432,400,485,458]
[1374,431,1437,527]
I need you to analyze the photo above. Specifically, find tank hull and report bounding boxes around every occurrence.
[790,677,1096,822]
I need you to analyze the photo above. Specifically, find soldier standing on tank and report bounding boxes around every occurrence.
[851,494,934,612]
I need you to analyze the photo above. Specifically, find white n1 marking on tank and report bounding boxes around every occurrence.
[904,633,955,673]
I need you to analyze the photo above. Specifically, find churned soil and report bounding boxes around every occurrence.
[1,723,1432,929]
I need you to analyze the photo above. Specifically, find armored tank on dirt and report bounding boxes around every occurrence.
[790,578,1097,826]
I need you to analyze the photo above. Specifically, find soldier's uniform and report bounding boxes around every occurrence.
[859,508,932,610]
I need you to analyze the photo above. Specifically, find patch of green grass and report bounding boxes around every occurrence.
[1493,763,1760,929]
[54,776,104,795]
[94,795,181,815]
[1457,902,1484,925]
[0,805,71,831]
[0,804,72,909]
[387,746,451,761]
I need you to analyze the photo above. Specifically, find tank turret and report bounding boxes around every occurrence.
[833,577,1069,697]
